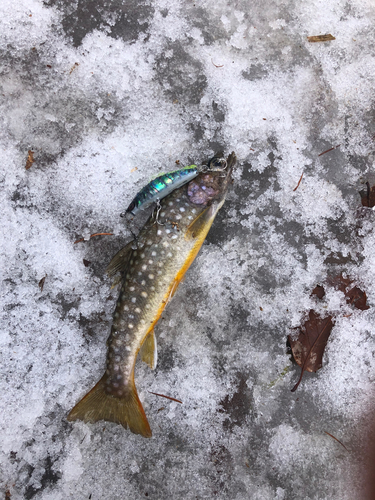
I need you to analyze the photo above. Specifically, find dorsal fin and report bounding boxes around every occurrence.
[106,240,134,278]
[140,330,157,370]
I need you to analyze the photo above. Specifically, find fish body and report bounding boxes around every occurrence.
[68,152,236,437]
[126,165,198,215]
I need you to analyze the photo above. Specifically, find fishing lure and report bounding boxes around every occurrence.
[68,152,236,437]
[125,165,198,215]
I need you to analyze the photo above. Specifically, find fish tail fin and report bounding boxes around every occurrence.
[67,375,152,438]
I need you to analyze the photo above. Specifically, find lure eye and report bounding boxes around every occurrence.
[208,157,227,171]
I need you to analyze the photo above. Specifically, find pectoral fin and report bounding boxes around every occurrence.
[106,240,134,278]
[140,330,157,370]
[185,202,223,241]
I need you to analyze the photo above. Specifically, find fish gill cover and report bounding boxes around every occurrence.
[1,0,375,499]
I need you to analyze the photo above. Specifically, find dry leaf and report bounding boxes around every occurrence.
[360,182,375,208]
[289,310,334,392]
[307,34,336,42]
[25,150,34,170]
[328,274,369,311]
[38,276,46,292]
[311,284,325,300]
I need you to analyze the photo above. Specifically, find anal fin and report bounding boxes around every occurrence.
[140,330,157,370]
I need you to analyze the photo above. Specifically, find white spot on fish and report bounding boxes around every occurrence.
[141,280,146,286]
[172,235,178,239]
[128,323,134,329]
[168,201,173,206]
[148,260,153,264]
[124,305,129,311]
[166,229,171,234]
[142,265,147,271]
[129,286,135,291]
[162,241,169,248]
[126,346,131,351]
[149,274,154,279]
[179,207,185,212]
[157,229,162,236]
[140,253,145,258]
[131,297,136,303]
[135,307,141,313]
[141,291,148,298]
[151,251,157,256]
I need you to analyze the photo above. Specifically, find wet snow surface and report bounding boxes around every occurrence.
[1,0,375,498]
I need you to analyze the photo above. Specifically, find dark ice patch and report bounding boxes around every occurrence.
[242,64,269,81]
[218,373,253,431]
[23,456,61,500]
[155,42,207,106]
[43,0,154,47]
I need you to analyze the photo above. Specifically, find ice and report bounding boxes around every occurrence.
[1,0,375,499]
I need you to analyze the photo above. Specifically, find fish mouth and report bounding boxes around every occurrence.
[187,152,236,206]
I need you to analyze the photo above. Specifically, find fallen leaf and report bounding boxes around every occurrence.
[311,284,325,300]
[38,275,46,292]
[307,34,336,42]
[360,182,375,208]
[25,150,34,170]
[328,274,369,311]
[288,310,334,392]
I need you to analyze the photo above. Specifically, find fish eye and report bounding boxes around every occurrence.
[208,157,227,171]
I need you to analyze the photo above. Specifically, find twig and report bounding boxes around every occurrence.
[74,232,114,244]
[211,59,224,68]
[149,391,182,403]
[318,144,341,157]
[324,431,349,452]
[293,173,304,192]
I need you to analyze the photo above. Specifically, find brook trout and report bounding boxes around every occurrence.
[68,152,236,437]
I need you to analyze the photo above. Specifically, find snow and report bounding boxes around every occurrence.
[1,0,375,499]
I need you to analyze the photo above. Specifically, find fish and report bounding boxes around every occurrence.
[125,165,199,215]
[67,152,236,437]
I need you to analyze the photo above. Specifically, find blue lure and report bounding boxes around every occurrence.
[126,165,198,215]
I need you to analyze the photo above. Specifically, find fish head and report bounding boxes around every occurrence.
[187,152,236,206]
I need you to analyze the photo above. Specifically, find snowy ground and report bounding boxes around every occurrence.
[1,0,375,499]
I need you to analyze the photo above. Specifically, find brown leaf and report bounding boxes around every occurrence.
[328,274,369,311]
[38,276,46,292]
[360,182,375,208]
[288,310,334,392]
[307,34,336,42]
[312,284,325,300]
[25,150,34,170]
